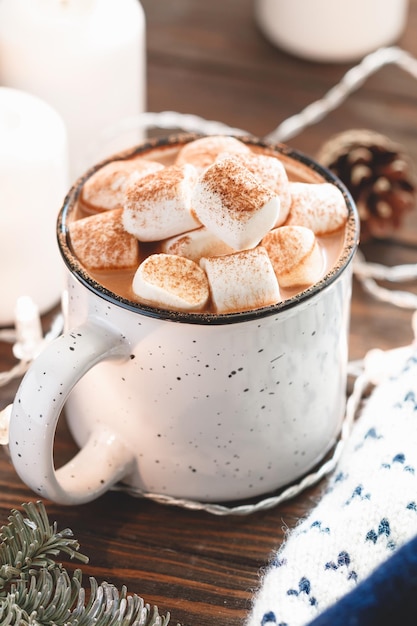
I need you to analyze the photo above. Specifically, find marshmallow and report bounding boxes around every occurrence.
[201,247,280,314]
[192,157,280,251]
[132,253,210,312]
[217,152,291,226]
[81,158,163,211]
[175,135,251,169]
[123,164,201,241]
[286,182,348,235]
[161,226,235,262]
[262,225,324,288]
[69,208,139,270]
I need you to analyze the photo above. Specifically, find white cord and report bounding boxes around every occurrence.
[353,250,417,282]
[0,312,63,387]
[354,250,417,310]
[104,110,248,138]
[0,360,30,388]
[265,46,417,143]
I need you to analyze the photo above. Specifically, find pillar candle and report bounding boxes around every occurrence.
[0,0,146,180]
[0,87,69,326]
[255,0,409,63]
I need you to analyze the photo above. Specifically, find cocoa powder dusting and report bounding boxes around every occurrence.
[175,135,251,168]
[263,227,314,273]
[203,158,274,219]
[69,208,139,270]
[143,254,209,305]
[126,165,189,207]
[81,158,163,212]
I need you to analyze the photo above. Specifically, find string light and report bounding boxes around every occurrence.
[12,296,44,361]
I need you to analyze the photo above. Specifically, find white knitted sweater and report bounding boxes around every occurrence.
[247,345,417,626]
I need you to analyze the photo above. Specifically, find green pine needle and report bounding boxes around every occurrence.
[0,502,176,626]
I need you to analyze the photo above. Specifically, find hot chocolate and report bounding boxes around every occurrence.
[68,135,349,314]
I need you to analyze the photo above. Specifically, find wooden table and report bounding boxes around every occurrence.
[1,2,417,624]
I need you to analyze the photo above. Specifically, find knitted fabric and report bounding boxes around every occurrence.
[306,531,417,626]
[247,346,417,626]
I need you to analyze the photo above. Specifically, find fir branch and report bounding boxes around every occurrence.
[67,578,171,626]
[0,502,88,592]
[0,502,176,626]
[0,567,80,624]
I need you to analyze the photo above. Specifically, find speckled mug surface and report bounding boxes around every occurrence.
[9,134,359,506]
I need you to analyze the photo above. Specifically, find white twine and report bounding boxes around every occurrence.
[265,46,417,143]
[100,110,248,139]
[0,313,63,388]
[354,250,417,310]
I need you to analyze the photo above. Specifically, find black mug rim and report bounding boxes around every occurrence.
[57,132,360,326]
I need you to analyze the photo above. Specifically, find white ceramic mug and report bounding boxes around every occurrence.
[255,0,409,63]
[9,135,359,506]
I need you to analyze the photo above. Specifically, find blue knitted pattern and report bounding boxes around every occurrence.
[247,349,417,626]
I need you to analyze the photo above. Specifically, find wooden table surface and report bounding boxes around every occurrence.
[1,2,417,624]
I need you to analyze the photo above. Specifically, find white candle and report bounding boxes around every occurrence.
[0,0,146,180]
[255,0,409,63]
[0,87,69,326]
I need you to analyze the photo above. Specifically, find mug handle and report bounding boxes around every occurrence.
[9,319,135,505]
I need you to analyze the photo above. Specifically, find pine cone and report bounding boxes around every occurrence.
[317,129,416,242]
